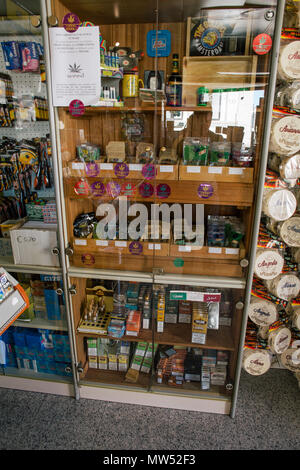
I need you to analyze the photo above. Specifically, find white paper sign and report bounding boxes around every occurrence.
[49,27,101,106]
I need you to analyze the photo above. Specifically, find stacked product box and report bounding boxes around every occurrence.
[156,346,228,390]
[130,341,157,374]
[0,326,71,377]
[126,311,141,336]
[86,338,131,372]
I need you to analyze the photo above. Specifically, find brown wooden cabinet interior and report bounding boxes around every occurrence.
[70,276,242,394]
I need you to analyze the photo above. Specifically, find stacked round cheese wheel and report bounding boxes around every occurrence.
[262,188,297,221]
[254,249,284,280]
[242,348,272,376]
[245,37,300,380]
[248,297,278,326]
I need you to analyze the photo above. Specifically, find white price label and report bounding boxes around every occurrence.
[208,167,223,174]
[100,163,113,170]
[96,240,108,246]
[228,167,244,175]
[75,239,87,246]
[187,166,201,173]
[159,165,173,172]
[208,247,222,254]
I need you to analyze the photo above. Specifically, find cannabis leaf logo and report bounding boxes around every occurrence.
[68,63,82,73]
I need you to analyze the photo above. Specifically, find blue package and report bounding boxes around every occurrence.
[12,327,26,347]
[2,41,22,70]
[25,329,42,350]
[146,30,171,57]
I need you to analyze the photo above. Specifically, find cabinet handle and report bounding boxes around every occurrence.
[65,366,72,373]
[69,285,77,295]
[31,16,41,28]
[52,247,60,256]
[77,363,84,374]
[240,258,249,268]
[65,245,74,256]
[56,288,63,296]
[236,301,244,310]
[47,15,58,26]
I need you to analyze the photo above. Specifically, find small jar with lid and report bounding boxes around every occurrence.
[197,86,209,107]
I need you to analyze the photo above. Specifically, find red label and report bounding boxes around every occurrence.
[253,34,272,55]
[69,99,85,117]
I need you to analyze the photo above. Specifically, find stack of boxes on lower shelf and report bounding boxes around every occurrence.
[156,347,229,390]
[86,338,157,377]
[0,327,72,377]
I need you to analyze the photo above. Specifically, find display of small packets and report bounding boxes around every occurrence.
[76,143,101,162]
[1,41,42,73]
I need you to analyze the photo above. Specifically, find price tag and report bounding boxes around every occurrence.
[75,239,87,246]
[229,167,244,175]
[148,243,161,250]
[187,166,201,173]
[100,163,113,170]
[129,164,143,171]
[159,165,173,172]
[96,240,108,246]
[208,167,223,174]
[208,247,222,254]
[72,162,85,170]
[225,248,239,255]
[115,241,127,247]
[179,245,192,252]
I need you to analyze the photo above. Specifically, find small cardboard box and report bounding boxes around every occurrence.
[10,221,59,266]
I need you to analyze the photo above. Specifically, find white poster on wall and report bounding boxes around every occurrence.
[49,26,100,107]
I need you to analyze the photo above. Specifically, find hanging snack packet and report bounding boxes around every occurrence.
[19,42,40,72]
[1,41,22,71]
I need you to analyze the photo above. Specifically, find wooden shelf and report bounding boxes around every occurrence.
[82,368,150,389]
[71,252,243,277]
[156,324,235,351]
[65,177,254,207]
[65,105,212,115]
[77,323,234,352]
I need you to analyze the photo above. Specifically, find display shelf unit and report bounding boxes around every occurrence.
[43,0,285,416]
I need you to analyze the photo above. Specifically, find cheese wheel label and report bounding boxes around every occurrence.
[270,116,300,155]
[268,327,291,354]
[281,348,300,372]
[249,298,278,326]
[263,189,297,221]
[279,41,300,80]
[254,249,284,280]
[273,274,300,300]
[280,154,300,180]
[279,217,300,247]
[243,349,271,375]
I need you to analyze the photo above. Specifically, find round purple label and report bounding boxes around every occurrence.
[198,183,214,199]
[129,241,143,255]
[63,13,81,33]
[139,182,154,198]
[106,181,121,198]
[114,162,129,178]
[85,162,100,177]
[156,183,171,199]
[91,181,105,197]
[81,254,95,266]
[69,99,85,117]
[142,163,156,180]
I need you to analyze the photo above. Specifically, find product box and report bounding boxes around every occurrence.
[191,309,208,344]
[178,300,192,324]
[217,350,229,366]
[202,349,217,367]
[120,341,130,355]
[141,356,152,374]
[126,310,141,336]
[98,354,108,370]
[44,289,61,321]
[10,221,59,266]
[88,355,98,369]
[156,295,165,333]
[108,353,118,370]
[135,341,148,357]
[201,366,211,390]
[118,353,129,371]
[87,338,97,356]
[210,365,227,386]
[131,355,143,371]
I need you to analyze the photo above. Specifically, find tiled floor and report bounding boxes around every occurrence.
[0,369,299,450]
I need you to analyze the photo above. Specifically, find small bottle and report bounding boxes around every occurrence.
[197,86,209,106]
[166,53,182,107]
